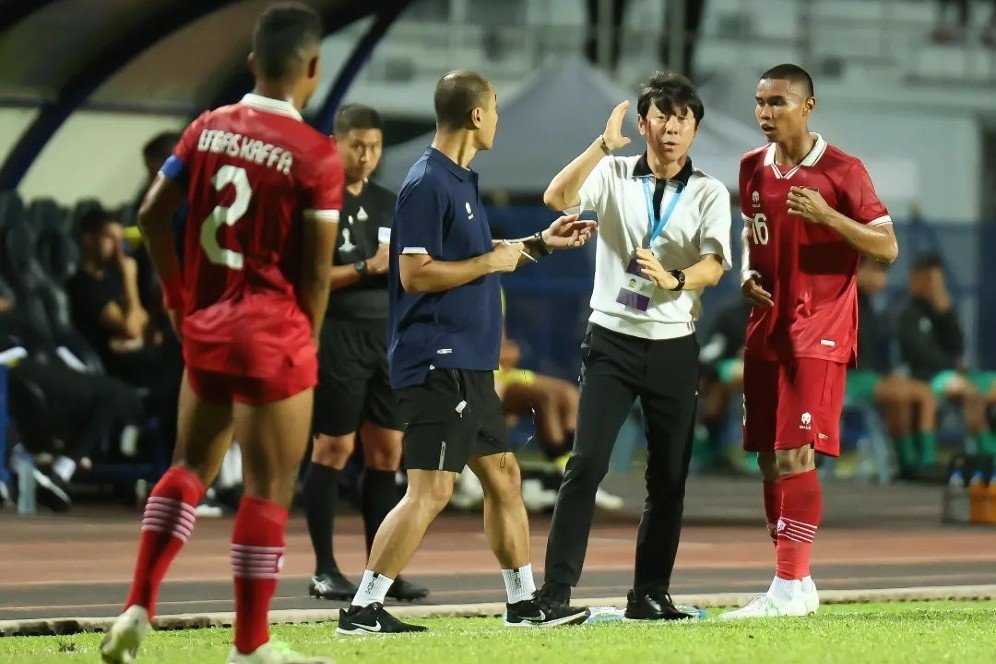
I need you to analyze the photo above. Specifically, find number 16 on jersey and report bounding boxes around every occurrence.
[748,213,769,245]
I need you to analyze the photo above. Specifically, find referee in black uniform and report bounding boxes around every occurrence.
[302,104,427,602]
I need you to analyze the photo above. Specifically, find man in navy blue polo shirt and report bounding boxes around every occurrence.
[338,69,596,635]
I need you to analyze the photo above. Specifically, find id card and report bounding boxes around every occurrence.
[616,253,656,311]
[378,226,391,244]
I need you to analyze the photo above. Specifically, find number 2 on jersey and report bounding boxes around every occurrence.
[749,213,769,246]
[200,165,251,270]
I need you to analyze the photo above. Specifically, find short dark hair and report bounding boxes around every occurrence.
[912,252,945,272]
[760,63,815,97]
[78,206,118,236]
[637,72,704,125]
[252,3,323,80]
[334,104,382,136]
[433,70,491,130]
[142,131,181,163]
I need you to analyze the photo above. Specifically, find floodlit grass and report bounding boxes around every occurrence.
[3,601,995,663]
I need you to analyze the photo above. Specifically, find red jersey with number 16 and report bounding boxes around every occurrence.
[164,93,343,379]
[739,134,891,365]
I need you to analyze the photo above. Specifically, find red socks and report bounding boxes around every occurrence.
[762,480,779,546]
[125,466,205,618]
[231,496,288,655]
[774,469,822,580]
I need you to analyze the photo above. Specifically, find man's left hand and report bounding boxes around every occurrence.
[635,248,678,290]
[541,214,597,249]
[787,186,832,224]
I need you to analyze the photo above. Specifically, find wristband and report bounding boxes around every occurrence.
[599,135,611,155]
[669,269,685,292]
[161,271,184,309]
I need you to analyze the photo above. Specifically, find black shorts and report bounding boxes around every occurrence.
[313,320,401,436]
[396,369,509,473]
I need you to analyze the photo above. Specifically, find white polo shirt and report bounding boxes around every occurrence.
[574,154,733,340]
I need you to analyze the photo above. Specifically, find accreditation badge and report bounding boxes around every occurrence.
[615,251,656,312]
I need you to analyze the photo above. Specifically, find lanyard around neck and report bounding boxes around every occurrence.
[641,177,684,247]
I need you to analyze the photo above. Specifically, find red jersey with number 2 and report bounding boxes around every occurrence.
[165,93,343,378]
[739,134,891,365]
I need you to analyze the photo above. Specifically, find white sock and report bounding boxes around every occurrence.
[52,456,76,483]
[352,570,394,608]
[801,575,816,592]
[501,564,536,604]
[768,576,802,602]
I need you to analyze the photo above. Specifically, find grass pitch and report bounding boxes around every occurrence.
[3,601,994,663]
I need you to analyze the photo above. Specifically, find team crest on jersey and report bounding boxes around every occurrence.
[466,202,474,220]
[800,412,812,430]
[340,227,356,254]
[751,191,760,208]
[357,206,368,222]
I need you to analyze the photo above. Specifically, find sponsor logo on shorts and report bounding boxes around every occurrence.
[800,412,812,430]
[436,348,453,355]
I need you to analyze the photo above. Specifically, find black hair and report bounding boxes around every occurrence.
[760,63,815,97]
[334,103,382,136]
[78,206,118,236]
[252,2,323,80]
[637,72,704,125]
[911,252,945,272]
[142,131,181,163]
[433,70,491,130]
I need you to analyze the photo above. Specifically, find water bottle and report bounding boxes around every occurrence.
[968,471,986,524]
[13,448,36,515]
[942,469,968,524]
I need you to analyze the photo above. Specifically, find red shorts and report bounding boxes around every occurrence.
[742,357,847,457]
[186,364,316,406]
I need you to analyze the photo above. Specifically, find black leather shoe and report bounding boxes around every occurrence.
[535,581,572,608]
[624,589,698,621]
[308,569,357,601]
[386,576,429,602]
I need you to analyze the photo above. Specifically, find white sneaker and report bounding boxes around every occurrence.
[594,486,624,511]
[227,640,332,663]
[100,606,149,664]
[521,478,558,512]
[801,576,819,614]
[449,466,484,510]
[718,592,808,620]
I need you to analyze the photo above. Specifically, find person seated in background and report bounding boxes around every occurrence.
[697,296,751,469]
[0,275,142,511]
[897,253,996,455]
[67,206,182,452]
[852,258,938,476]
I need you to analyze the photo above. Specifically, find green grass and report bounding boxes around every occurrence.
[4,601,995,663]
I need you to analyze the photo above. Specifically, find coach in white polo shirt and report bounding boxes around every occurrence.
[538,72,732,620]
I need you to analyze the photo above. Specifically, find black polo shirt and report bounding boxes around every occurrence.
[327,179,396,321]
[387,147,501,389]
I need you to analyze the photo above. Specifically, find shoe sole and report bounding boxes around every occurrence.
[335,626,424,636]
[309,588,354,601]
[503,610,590,627]
[385,592,429,602]
[622,614,696,622]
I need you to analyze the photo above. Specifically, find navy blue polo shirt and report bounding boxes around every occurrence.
[388,147,502,389]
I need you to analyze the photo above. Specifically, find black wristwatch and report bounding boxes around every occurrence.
[354,260,368,275]
[669,269,685,291]
[531,231,553,256]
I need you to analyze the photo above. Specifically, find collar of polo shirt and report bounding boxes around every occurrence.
[424,147,479,184]
[632,153,695,185]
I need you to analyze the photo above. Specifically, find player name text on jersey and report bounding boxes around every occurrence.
[197,129,293,174]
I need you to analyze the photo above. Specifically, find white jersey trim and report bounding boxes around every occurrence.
[240,93,303,121]
[401,247,429,255]
[304,209,340,223]
[763,133,827,180]
[868,215,893,227]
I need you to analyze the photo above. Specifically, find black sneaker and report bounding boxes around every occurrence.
[309,569,358,601]
[624,589,698,621]
[535,581,572,608]
[336,602,427,635]
[34,468,71,512]
[386,576,429,602]
[504,597,590,627]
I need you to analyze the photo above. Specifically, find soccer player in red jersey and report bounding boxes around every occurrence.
[720,64,898,619]
[100,5,341,663]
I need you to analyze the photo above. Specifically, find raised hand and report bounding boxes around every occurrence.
[635,248,677,290]
[787,186,832,224]
[602,100,632,152]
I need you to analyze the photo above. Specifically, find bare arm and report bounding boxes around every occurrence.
[299,214,338,341]
[635,250,725,291]
[399,242,522,294]
[543,100,631,211]
[787,186,898,264]
[327,264,363,291]
[137,174,186,334]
